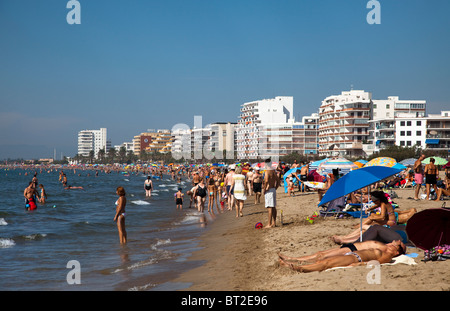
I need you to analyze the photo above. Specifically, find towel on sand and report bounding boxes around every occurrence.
[326,255,416,271]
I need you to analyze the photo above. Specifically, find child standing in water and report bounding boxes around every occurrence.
[38,184,47,204]
[175,188,184,209]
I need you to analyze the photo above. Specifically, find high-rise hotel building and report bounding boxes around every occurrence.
[236,96,295,159]
[236,96,319,160]
[77,127,110,158]
[318,90,371,158]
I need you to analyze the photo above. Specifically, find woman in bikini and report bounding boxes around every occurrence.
[114,186,127,244]
[331,191,397,244]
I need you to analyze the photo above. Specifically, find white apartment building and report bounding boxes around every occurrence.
[370,110,450,154]
[318,90,371,158]
[77,128,109,158]
[236,96,295,159]
[372,96,426,120]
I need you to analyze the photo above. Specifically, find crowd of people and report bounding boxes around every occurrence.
[18,154,449,263]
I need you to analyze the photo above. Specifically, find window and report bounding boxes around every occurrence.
[407,141,412,146]
[400,121,405,126]
[417,141,421,146]
[400,131,405,136]
[416,131,421,136]
[407,121,412,126]
[400,141,405,146]
[417,121,421,126]
[407,131,411,136]
[386,104,390,109]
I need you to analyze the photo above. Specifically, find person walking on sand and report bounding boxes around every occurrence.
[263,158,280,228]
[225,166,235,211]
[114,186,127,244]
[424,157,439,200]
[413,154,426,200]
[144,176,153,197]
[252,168,263,204]
[231,166,247,218]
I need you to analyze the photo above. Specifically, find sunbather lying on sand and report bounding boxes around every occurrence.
[279,239,406,264]
[279,240,405,273]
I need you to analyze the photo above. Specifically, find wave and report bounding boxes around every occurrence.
[131,200,151,205]
[0,238,16,248]
[128,282,156,291]
[151,238,171,250]
[0,218,8,226]
[23,233,48,240]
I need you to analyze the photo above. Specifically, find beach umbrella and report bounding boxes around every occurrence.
[354,161,364,168]
[317,158,358,175]
[282,166,304,193]
[364,157,397,168]
[318,166,403,207]
[309,158,328,171]
[318,166,403,241]
[400,158,417,167]
[392,163,407,170]
[406,207,450,251]
[422,157,448,166]
[356,159,368,165]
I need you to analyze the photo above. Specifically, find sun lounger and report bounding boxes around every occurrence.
[319,196,347,218]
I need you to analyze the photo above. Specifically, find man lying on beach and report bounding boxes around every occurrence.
[279,240,405,273]
[279,239,406,264]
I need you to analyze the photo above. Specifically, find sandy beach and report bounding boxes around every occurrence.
[174,186,450,291]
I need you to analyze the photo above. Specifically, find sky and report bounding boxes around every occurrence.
[1,0,449,160]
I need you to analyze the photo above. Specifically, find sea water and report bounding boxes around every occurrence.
[0,168,211,291]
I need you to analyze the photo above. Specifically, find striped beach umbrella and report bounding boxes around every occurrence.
[364,157,397,168]
[317,158,358,175]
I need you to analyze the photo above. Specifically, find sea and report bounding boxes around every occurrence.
[0,167,213,291]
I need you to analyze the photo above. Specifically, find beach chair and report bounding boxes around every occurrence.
[319,196,347,218]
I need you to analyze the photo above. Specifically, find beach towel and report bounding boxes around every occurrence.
[325,255,416,271]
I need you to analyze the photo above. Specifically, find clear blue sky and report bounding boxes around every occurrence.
[1,0,449,159]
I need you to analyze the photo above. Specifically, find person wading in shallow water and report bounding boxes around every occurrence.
[114,186,127,245]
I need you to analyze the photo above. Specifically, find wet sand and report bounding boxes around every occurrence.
[173,187,450,291]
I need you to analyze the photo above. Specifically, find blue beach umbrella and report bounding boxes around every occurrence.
[318,166,402,206]
[282,166,304,193]
[318,166,403,241]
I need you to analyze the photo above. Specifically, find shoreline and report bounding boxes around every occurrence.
[173,187,450,291]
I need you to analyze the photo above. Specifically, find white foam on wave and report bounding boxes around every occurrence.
[0,238,15,248]
[0,218,8,226]
[151,238,171,250]
[128,282,156,291]
[24,233,47,240]
[176,212,204,225]
[131,200,151,205]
